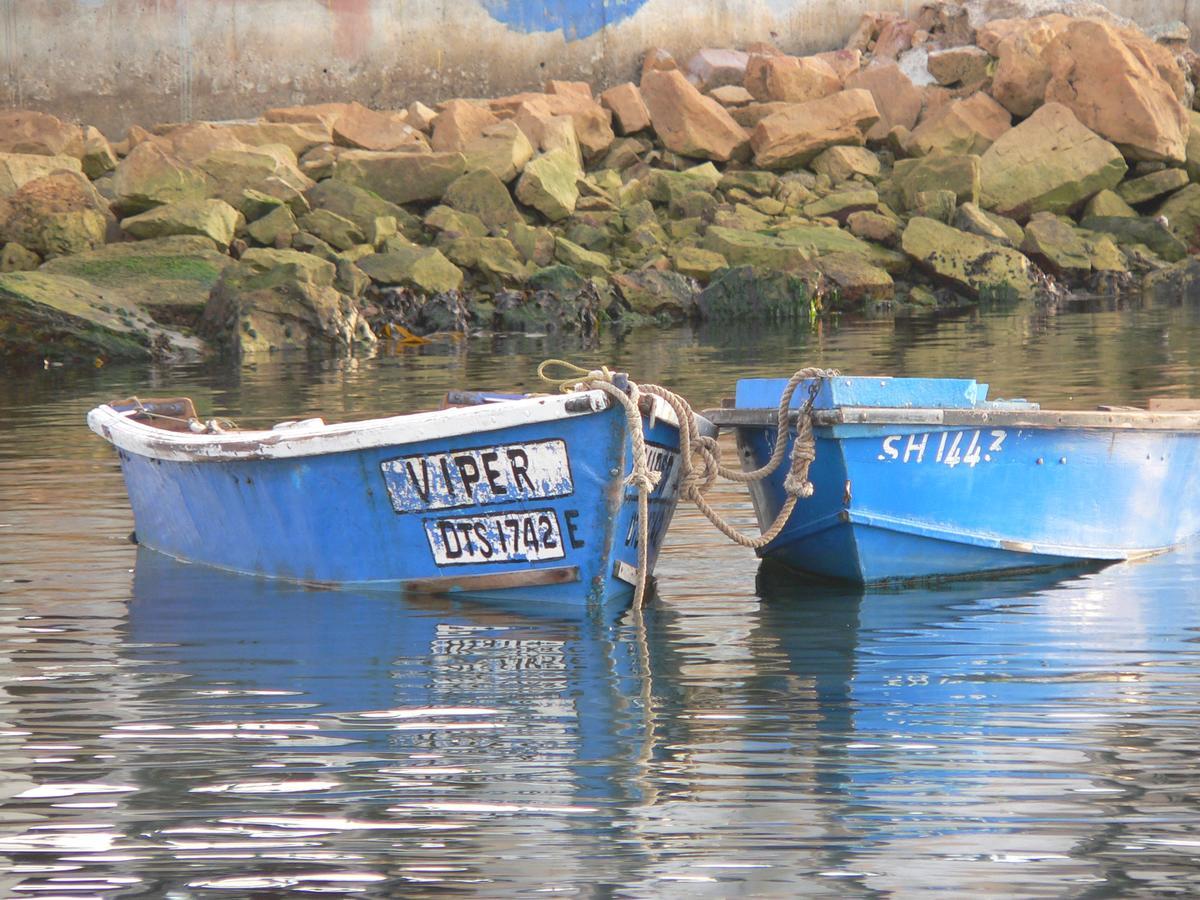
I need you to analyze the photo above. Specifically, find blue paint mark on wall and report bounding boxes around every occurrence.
[478,0,650,39]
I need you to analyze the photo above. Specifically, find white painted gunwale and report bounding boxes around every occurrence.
[88,391,683,464]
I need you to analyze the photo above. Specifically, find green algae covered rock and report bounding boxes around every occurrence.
[122,199,241,248]
[901,216,1041,300]
[515,150,580,221]
[358,246,465,293]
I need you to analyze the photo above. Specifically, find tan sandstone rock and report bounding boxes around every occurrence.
[751,89,880,169]
[906,91,1011,157]
[844,62,923,141]
[744,54,842,104]
[600,83,652,135]
[641,69,750,162]
[332,102,427,152]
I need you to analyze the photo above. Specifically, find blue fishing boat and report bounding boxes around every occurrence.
[89,378,704,609]
[706,375,1200,584]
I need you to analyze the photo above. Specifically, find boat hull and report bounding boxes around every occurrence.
[91,393,689,609]
[736,419,1200,585]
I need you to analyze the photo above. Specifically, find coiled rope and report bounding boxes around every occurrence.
[537,361,836,606]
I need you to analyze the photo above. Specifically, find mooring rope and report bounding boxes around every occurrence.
[537,360,837,606]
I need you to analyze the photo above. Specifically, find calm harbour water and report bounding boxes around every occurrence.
[2,298,1200,896]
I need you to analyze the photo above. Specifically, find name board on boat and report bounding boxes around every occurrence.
[382,439,573,513]
[425,509,566,565]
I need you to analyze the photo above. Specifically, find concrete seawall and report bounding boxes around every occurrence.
[0,0,1195,137]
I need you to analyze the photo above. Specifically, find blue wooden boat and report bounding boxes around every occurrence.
[89,383,703,609]
[706,376,1200,584]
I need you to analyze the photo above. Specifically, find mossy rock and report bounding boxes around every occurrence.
[696,265,817,321]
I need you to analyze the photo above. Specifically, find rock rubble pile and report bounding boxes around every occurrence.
[3,2,1200,362]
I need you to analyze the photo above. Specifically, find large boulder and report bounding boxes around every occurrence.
[0,171,110,258]
[332,102,427,151]
[194,146,314,207]
[844,62,922,141]
[333,150,468,205]
[905,92,1011,157]
[700,226,810,270]
[515,149,580,221]
[697,266,819,320]
[0,270,199,362]
[0,153,83,199]
[112,142,211,214]
[200,248,374,356]
[463,121,535,183]
[431,100,501,153]
[0,110,84,158]
[357,246,464,293]
[640,69,750,162]
[979,102,1127,221]
[687,49,751,92]
[41,235,232,324]
[751,89,879,169]
[306,179,417,240]
[743,54,842,103]
[121,198,241,248]
[265,102,352,130]
[599,83,652,135]
[901,217,1042,300]
[1043,19,1189,163]
[981,15,1070,117]
[443,169,521,232]
[219,122,332,157]
[491,92,615,160]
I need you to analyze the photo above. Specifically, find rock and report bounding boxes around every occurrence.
[845,62,923,141]
[600,83,652,135]
[194,146,314,208]
[709,86,756,107]
[515,149,580,221]
[814,252,894,303]
[701,226,809,270]
[893,154,982,208]
[554,237,611,276]
[245,204,299,247]
[1021,212,1092,273]
[265,102,352,130]
[0,171,110,258]
[298,144,343,181]
[816,49,863,82]
[406,102,439,133]
[298,209,365,251]
[40,235,232,323]
[546,80,593,100]
[901,217,1041,299]
[493,92,615,160]
[332,102,427,152]
[1079,214,1188,261]
[1,242,39,272]
[612,269,696,319]
[647,163,721,205]
[926,45,991,87]
[744,54,841,103]
[906,91,1011,157]
[201,248,373,356]
[1044,19,1189,163]
[751,89,879,169]
[874,17,917,60]
[333,150,468,205]
[511,102,583,165]
[1084,189,1137,218]
[431,100,501,153]
[443,168,521,232]
[528,264,586,294]
[643,48,678,77]
[357,246,464,293]
[775,223,901,271]
[463,121,535,183]
[0,153,84,199]
[0,270,198,362]
[983,14,1070,117]
[81,127,118,180]
[121,198,241,248]
[687,49,751,92]
[953,201,1016,243]
[1116,168,1190,205]
[979,102,1127,221]
[913,189,958,223]
[442,236,528,283]
[671,245,727,279]
[112,142,210,214]
[508,222,556,266]
[804,188,878,222]
[719,170,779,196]
[0,110,84,158]
[1155,182,1200,246]
[847,210,901,244]
[426,205,488,239]
[811,145,881,182]
[640,70,750,162]
[307,179,418,240]
[697,266,818,320]
[1185,111,1200,182]
[221,122,332,157]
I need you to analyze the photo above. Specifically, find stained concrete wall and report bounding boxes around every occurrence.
[0,0,1193,138]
